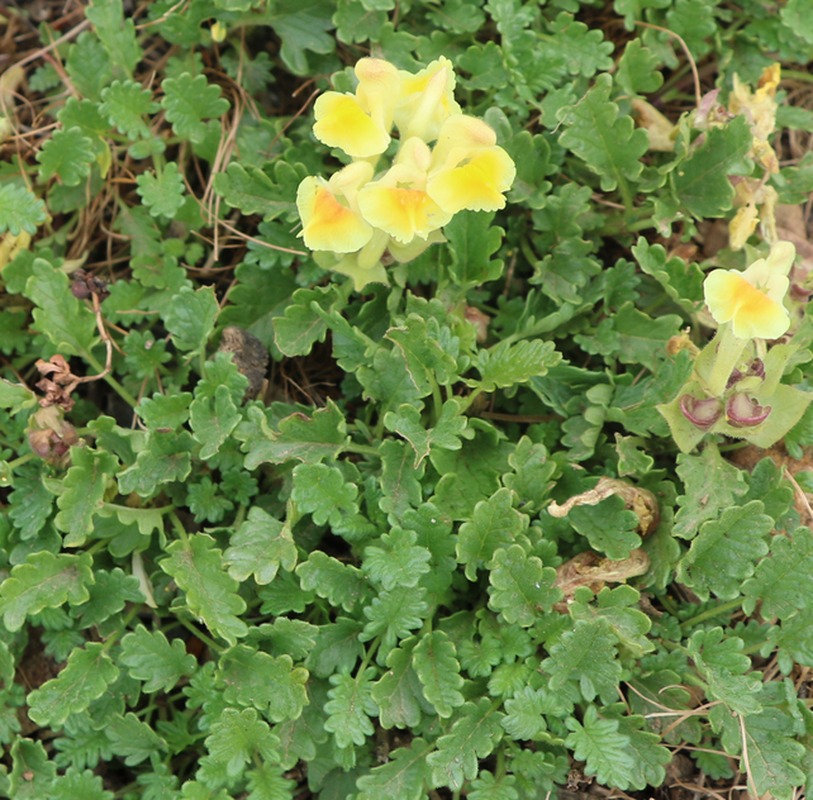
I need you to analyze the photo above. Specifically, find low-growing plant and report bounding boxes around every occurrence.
[1,1,813,799]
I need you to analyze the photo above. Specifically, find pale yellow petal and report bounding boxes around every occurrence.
[394,57,461,142]
[297,178,373,253]
[731,285,789,339]
[704,268,790,340]
[358,184,451,243]
[703,269,740,325]
[355,58,401,132]
[313,92,390,157]
[427,147,516,213]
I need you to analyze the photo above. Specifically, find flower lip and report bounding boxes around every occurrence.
[312,92,391,158]
[679,394,723,429]
[726,393,771,427]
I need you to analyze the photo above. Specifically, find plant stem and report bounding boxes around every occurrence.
[680,598,742,630]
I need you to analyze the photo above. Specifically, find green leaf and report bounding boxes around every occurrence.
[487,544,561,626]
[65,32,112,100]
[363,527,432,590]
[99,79,157,139]
[54,448,118,546]
[615,39,664,95]
[743,707,807,798]
[0,183,47,235]
[161,72,230,144]
[384,400,468,468]
[356,738,432,800]
[632,237,704,314]
[569,585,654,659]
[37,127,96,186]
[677,500,772,601]
[361,586,428,652]
[543,618,622,703]
[26,258,97,356]
[296,551,368,612]
[224,506,297,585]
[0,378,36,415]
[0,551,93,632]
[201,707,280,779]
[370,638,425,730]
[239,401,349,469]
[50,767,114,800]
[105,712,167,766]
[291,463,358,527]
[687,628,763,715]
[8,470,53,541]
[426,698,504,791]
[501,686,553,740]
[470,339,561,392]
[742,527,813,620]
[136,163,186,219]
[71,567,143,628]
[412,630,465,719]
[117,430,195,497]
[559,73,649,192]
[673,447,749,539]
[566,494,642,560]
[273,286,341,357]
[9,739,56,800]
[457,488,529,580]
[119,625,198,692]
[565,705,636,789]
[324,669,377,748]
[189,384,242,460]
[164,285,219,352]
[85,0,141,77]
[305,617,364,678]
[267,0,335,74]
[378,439,423,521]
[576,302,682,372]
[444,211,505,287]
[213,163,292,219]
[27,643,119,727]
[137,392,192,429]
[160,534,248,646]
[218,645,309,722]
[671,116,753,218]
[385,315,460,392]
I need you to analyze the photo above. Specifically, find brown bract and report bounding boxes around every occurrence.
[34,354,80,411]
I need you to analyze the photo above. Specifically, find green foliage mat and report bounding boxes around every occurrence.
[2,1,813,798]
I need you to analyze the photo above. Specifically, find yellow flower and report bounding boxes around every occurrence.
[393,56,461,142]
[312,94,391,158]
[312,59,400,158]
[426,116,516,214]
[703,241,795,340]
[357,138,452,243]
[296,162,374,253]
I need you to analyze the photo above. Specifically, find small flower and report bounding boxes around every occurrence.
[296,162,374,253]
[426,115,516,214]
[312,59,400,158]
[393,56,461,142]
[703,241,795,340]
[357,138,452,244]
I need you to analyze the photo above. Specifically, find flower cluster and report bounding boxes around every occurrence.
[660,241,811,451]
[296,57,516,290]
